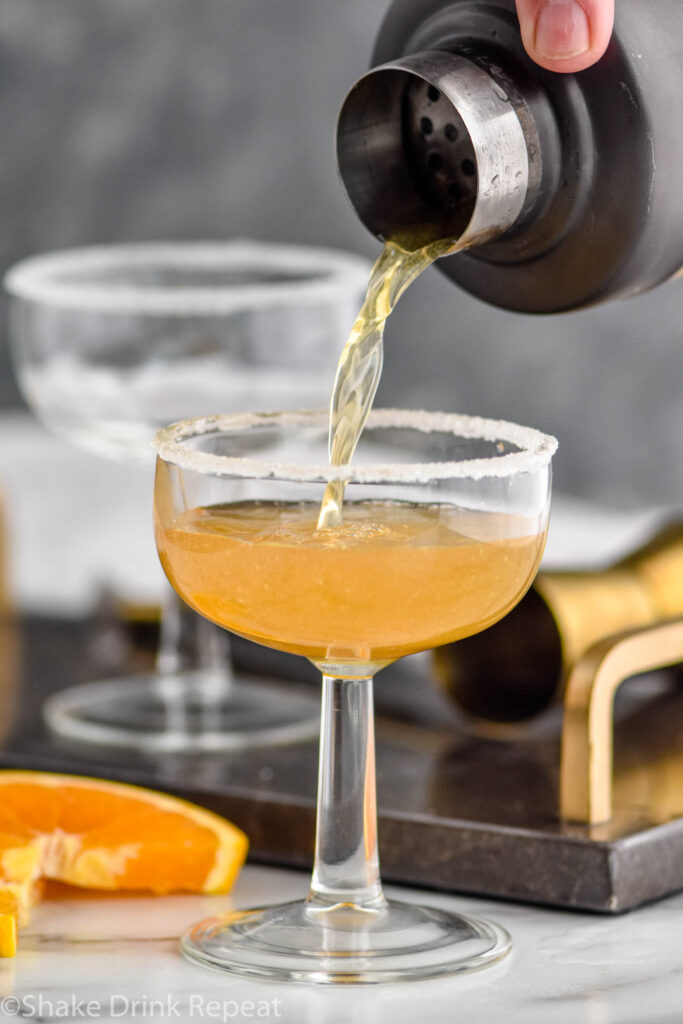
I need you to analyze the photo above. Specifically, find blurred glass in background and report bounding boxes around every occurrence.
[3,240,368,751]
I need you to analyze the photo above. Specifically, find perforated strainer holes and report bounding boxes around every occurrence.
[461,159,476,177]
[401,78,478,228]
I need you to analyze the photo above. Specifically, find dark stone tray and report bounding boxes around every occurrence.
[1,615,682,913]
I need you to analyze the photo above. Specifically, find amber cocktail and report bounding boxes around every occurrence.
[157,498,545,667]
[153,408,556,984]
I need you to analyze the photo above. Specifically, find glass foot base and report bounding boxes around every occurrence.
[43,673,320,753]
[181,898,511,984]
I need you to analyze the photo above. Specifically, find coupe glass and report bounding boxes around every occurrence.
[153,408,556,983]
[5,242,369,752]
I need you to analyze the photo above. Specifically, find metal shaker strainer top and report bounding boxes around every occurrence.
[336,51,535,251]
[336,0,683,313]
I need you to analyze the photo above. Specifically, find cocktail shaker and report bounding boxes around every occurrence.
[337,0,683,312]
[433,523,683,723]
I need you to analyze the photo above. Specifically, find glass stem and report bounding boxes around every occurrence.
[156,586,233,686]
[307,674,386,911]
[156,587,234,732]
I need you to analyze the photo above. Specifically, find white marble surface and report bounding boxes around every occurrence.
[0,865,681,1023]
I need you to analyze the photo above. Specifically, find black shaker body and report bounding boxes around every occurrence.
[344,0,683,313]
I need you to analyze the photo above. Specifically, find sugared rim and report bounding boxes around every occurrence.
[153,409,557,482]
[3,240,371,315]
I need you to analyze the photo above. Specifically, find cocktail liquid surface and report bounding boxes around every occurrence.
[157,499,545,666]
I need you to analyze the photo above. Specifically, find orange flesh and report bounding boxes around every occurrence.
[0,889,18,957]
[0,771,248,957]
[156,500,546,665]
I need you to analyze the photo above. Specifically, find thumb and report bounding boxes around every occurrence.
[515,0,614,73]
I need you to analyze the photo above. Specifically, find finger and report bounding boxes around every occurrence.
[515,0,615,73]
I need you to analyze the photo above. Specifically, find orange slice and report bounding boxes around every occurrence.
[0,770,248,956]
[0,889,18,957]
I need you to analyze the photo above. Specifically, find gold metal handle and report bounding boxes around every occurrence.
[560,617,683,824]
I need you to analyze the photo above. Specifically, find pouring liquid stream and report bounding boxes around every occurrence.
[317,236,466,531]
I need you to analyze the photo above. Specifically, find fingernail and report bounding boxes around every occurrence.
[534,0,590,59]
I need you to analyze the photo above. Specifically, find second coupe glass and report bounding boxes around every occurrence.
[5,242,369,752]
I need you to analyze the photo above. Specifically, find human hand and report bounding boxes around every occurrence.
[515,0,614,72]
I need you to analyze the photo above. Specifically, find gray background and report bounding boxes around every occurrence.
[1,0,681,505]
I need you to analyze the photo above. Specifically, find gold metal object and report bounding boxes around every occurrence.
[433,522,683,723]
[531,522,683,684]
[560,617,683,825]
